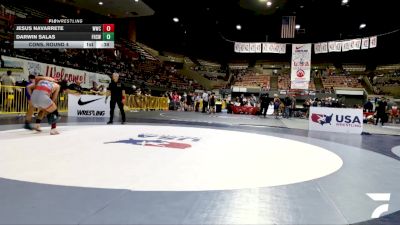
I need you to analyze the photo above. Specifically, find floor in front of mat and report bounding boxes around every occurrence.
[0,112,399,225]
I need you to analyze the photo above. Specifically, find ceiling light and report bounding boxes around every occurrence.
[98,1,103,5]
[134,0,139,2]
[295,24,300,29]
[359,23,366,29]
[173,17,179,23]
[266,1,272,6]
[236,24,242,30]
[342,0,349,4]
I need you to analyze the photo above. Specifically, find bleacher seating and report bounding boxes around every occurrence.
[191,59,226,81]
[322,76,363,89]
[343,64,366,72]
[234,73,271,89]
[376,64,400,72]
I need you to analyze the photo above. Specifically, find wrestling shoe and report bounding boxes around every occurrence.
[34,124,42,132]
[23,122,33,130]
[50,128,60,135]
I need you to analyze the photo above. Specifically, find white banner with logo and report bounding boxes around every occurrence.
[315,42,328,54]
[314,43,321,54]
[1,56,111,88]
[361,38,369,49]
[235,42,286,54]
[315,36,377,54]
[309,107,363,134]
[291,44,311,90]
[369,36,377,48]
[68,94,110,117]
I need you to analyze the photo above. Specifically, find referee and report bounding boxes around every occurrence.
[107,72,126,124]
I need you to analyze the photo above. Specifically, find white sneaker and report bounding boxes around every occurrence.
[50,129,60,135]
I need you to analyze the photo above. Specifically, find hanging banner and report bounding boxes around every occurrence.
[370,36,377,48]
[335,41,342,52]
[262,43,270,53]
[328,42,336,52]
[243,43,250,53]
[261,43,286,54]
[236,42,285,54]
[235,35,376,54]
[354,39,362,50]
[314,43,321,54]
[279,43,286,54]
[234,42,241,53]
[268,43,276,53]
[256,43,262,53]
[291,44,311,90]
[320,42,328,53]
[361,38,369,49]
[342,41,351,52]
[350,39,356,50]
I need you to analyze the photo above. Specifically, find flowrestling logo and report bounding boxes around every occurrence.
[105,134,200,149]
[311,113,361,127]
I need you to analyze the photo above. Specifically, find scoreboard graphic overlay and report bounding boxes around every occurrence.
[14,19,114,49]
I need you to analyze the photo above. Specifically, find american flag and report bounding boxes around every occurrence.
[281,16,296,39]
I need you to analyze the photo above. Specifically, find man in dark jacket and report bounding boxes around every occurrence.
[260,93,270,118]
[283,95,292,118]
[375,98,387,125]
[364,99,373,112]
[107,73,126,124]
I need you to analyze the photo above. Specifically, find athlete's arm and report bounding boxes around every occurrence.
[51,84,60,103]
[27,83,35,96]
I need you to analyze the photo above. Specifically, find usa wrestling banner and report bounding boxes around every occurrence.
[291,44,311,89]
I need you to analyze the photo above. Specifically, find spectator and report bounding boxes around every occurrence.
[283,95,292,118]
[0,70,16,111]
[375,98,387,126]
[364,99,373,112]
[389,105,398,124]
[290,95,296,117]
[202,91,209,113]
[260,93,269,118]
[273,95,280,119]
[1,70,15,91]
[90,81,100,95]
[194,93,201,112]
[68,80,83,93]
[209,92,216,114]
